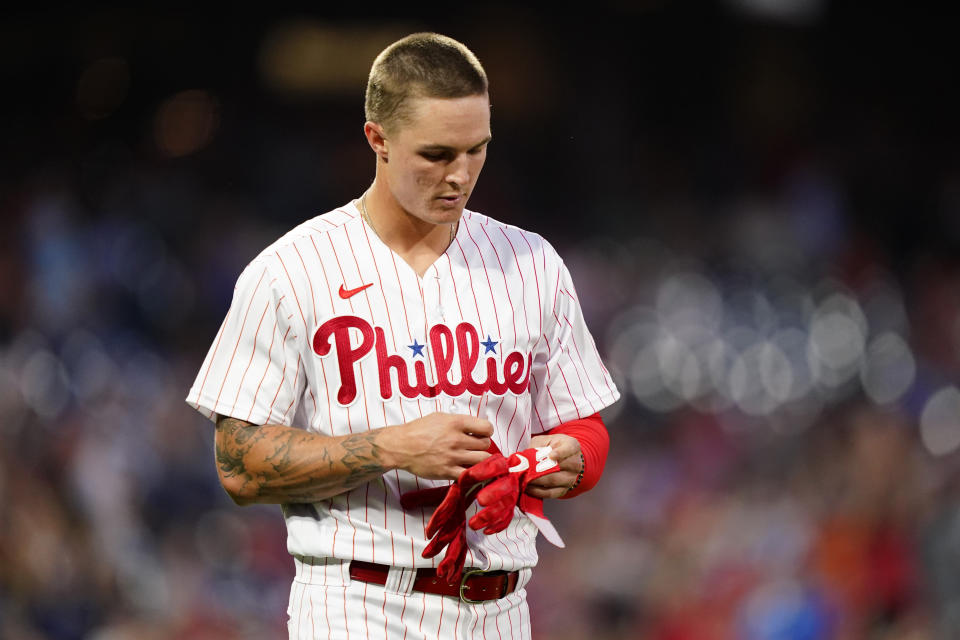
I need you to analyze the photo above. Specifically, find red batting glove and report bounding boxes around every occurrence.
[419,453,510,582]
[469,447,560,535]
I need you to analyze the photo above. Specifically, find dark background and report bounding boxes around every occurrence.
[2,3,959,639]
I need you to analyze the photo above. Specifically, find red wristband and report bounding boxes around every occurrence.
[543,413,609,499]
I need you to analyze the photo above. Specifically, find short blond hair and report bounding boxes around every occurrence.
[365,33,488,134]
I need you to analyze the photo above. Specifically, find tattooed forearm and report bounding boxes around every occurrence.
[214,415,392,505]
[216,417,268,478]
[341,432,387,478]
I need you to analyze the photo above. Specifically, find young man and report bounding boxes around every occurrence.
[187,32,618,639]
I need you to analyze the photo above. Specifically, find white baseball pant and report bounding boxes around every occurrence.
[287,557,533,640]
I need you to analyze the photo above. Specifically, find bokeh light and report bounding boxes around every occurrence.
[76,57,130,120]
[154,89,219,158]
[920,387,960,456]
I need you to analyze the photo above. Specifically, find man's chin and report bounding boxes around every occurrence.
[428,203,466,223]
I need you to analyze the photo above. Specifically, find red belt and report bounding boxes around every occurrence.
[349,561,519,604]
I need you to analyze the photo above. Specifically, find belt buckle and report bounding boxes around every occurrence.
[459,568,486,604]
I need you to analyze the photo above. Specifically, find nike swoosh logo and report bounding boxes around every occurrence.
[338,282,374,299]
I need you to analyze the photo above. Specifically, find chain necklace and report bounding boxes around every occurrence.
[359,192,457,248]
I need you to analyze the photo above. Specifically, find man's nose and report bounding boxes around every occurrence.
[445,155,469,186]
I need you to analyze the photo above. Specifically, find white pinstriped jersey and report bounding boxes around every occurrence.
[186,201,619,572]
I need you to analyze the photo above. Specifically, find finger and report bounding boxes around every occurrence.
[548,439,579,461]
[525,485,566,500]
[530,434,576,460]
[558,453,583,472]
[462,435,492,451]
[458,450,492,467]
[527,473,575,490]
[456,416,494,436]
[444,465,472,480]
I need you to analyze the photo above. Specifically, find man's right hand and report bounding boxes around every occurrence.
[377,412,493,480]
[213,412,492,506]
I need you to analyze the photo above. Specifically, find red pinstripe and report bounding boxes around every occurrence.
[435,261,467,417]
[343,581,350,640]
[559,311,605,404]
[540,332,576,422]
[476,226,527,444]
[276,252,308,336]
[279,353,302,423]
[381,585,387,640]
[470,604,480,638]
[453,236,485,334]
[325,229,373,560]
[436,593,445,639]
[295,580,306,639]
[357,222,399,352]
[387,251,415,344]
[492,525,523,566]
[528,376,549,431]
[453,597,462,638]
[518,233,543,351]
[415,275,442,415]
[327,227,373,430]
[385,249,429,533]
[365,481,375,560]
[229,299,270,416]
[443,251,466,321]
[308,233,342,554]
[560,293,617,397]
[503,395,521,452]
[481,225,519,349]
[293,243,317,320]
[308,236,337,431]
[264,341,290,420]
[209,267,267,414]
[325,231,358,432]
[518,597,529,640]
[244,312,279,421]
[418,592,427,635]
[308,582,316,639]
[380,403,395,544]
[433,270,445,408]
[196,308,232,418]
[553,332,599,414]
[551,270,562,313]
[560,347,598,414]
[346,224,395,561]
[361,232,417,561]
[464,221,503,345]
[493,395,507,443]
[362,582,370,639]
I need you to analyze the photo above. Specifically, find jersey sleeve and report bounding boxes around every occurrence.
[529,246,620,433]
[186,260,306,427]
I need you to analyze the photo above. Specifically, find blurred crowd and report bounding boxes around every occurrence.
[2,6,959,640]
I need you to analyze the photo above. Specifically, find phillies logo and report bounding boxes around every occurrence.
[313,316,532,406]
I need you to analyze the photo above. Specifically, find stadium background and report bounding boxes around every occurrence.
[1,3,959,638]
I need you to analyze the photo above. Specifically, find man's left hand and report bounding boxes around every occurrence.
[525,433,583,499]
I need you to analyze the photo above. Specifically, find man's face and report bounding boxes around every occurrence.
[380,94,491,226]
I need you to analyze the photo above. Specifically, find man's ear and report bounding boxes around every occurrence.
[364,121,389,163]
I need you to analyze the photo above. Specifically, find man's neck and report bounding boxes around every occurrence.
[361,184,458,277]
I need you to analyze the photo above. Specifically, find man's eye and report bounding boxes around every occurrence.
[421,152,445,161]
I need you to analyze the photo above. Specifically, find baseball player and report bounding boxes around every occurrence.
[186,32,618,639]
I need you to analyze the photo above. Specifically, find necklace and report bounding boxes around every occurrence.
[359,192,457,248]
